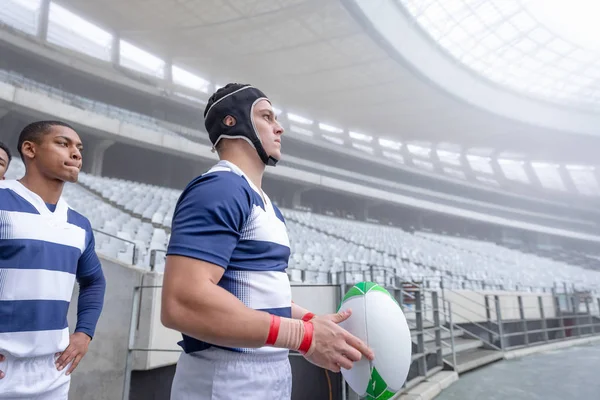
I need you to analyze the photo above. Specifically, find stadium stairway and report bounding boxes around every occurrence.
[409,317,503,375]
[405,303,502,384]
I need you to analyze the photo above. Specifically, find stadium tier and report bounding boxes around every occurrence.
[6,159,599,292]
[2,68,599,199]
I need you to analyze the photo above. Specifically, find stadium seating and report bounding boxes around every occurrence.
[5,159,600,292]
[4,160,165,271]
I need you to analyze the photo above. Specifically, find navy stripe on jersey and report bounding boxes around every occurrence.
[259,306,292,319]
[230,240,291,272]
[0,188,39,214]
[67,208,93,231]
[0,300,69,333]
[0,239,81,274]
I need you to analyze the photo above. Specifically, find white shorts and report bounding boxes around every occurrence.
[0,353,70,399]
[170,347,292,400]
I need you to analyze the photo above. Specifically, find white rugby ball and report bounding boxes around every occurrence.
[337,282,412,400]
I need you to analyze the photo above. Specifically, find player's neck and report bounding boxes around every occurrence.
[221,152,264,190]
[19,170,64,205]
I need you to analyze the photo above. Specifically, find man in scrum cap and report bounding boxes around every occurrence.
[162,83,374,399]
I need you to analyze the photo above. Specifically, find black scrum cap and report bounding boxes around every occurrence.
[204,83,278,166]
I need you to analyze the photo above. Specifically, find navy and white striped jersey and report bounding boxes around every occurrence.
[0,180,103,358]
[167,160,292,355]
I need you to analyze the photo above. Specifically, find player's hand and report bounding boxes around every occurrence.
[55,332,91,376]
[0,353,5,379]
[303,309,374,372]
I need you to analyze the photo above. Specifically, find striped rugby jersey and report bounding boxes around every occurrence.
[0,180,102,358]
[167,160,292,355]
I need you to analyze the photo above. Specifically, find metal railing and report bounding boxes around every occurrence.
[93,228,138,266]
[481,290,600,352]
[149,249,167,272]
[435,283,600,355]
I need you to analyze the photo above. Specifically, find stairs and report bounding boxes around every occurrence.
[408,320,503,378]
[431,337,483,357]
[443,348,504,374]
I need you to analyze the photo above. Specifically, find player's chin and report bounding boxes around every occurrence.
[270,149,282,161]
[60,170,80,183]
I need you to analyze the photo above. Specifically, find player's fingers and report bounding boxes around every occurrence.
[56,349,74,370]
[336,355,353,370]
[65,355,81,376]
[330,309,351,324]
[342,344,362,362]
[345,333,374,361]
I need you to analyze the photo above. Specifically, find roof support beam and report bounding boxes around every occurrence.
[111,33,120,66]
[558,166,578,194]
[523,162,543,189]
[37,0,50,41]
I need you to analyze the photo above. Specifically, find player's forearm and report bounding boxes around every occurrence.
[291,301,312,320]
[75,268,106,339]
[161,281,273,349]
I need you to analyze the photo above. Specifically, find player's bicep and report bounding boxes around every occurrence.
[162,255,225,321]
[77,228,102,280]
[164,255,225,289]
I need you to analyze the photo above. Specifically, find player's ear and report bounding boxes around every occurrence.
[20,141,37,162]
[223,115,236,127]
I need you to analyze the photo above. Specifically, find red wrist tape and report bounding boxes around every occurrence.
[265,314,280,346]
[301,312,315,322]
[298,321,313,354]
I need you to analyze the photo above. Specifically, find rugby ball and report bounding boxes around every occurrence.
[337,282,412,400]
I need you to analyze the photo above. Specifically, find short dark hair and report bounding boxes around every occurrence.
[17,120,75,160]
[0,141,11,165]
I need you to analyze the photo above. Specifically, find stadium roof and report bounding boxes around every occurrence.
[400,0,600,111]
[24,0,600,162]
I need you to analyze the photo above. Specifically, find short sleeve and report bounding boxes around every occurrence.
[77,222,102,279]
[166,172,252,269]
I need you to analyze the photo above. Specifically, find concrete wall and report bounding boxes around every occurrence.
[132,272,181,371]
[67,255,146,400]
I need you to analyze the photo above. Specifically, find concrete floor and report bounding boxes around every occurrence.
[436,342,600,400]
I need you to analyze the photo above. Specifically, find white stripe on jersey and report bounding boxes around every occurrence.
[241,204,290,247]
[0,210,86,252]
[237,270,292,310]
[0,328,70,358]
[0,269,76,301]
